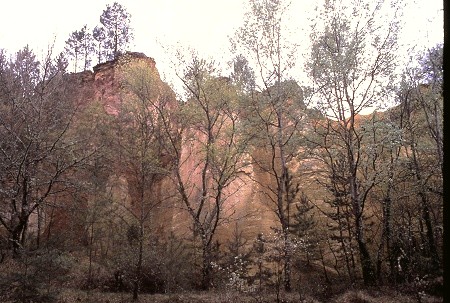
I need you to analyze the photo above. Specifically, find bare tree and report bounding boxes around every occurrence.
[307,0,401,285]
[64,25,94,72]
[105,56,174,300]
[231,0,307,291]
[0,46,94,256]
[147,51,251,290]
[93,26,106,65]
[390,45,443,273]
[177,55,252,290]
[99,2,133,60]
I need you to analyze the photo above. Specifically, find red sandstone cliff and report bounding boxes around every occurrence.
[63,52,301,246]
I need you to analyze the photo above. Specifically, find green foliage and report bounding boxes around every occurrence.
[64,24,94,72]
[93,26,106,64]
[230,54,256,93]
[64,2,133,68]
[232,0,297,88]
[290,194,320,265]
[417,44,443,86]
[216,224,253,292]
[308,0,400,115]
[0,249,74,303]
[0,45,90,256]
[99,2,133,60]
[247,233,274,292]
[0,0,443,298]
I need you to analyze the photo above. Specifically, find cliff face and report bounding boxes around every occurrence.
[68,52,157,113]
[61,52,379,249]
[65,52,279,245]
[61,53,177,240]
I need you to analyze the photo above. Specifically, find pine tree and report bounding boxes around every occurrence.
[99,2,133,60]
[64,25,93,72]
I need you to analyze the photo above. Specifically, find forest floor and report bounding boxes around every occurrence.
[57,287,443,303]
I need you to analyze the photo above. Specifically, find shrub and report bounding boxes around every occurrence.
[0,249,74,303]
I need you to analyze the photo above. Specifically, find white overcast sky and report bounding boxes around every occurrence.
[0,0,443,88]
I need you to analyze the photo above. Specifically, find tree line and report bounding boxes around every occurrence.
[0,0,442,302]
[64,2,133,72]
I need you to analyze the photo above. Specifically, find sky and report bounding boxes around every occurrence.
[0,0,443,91]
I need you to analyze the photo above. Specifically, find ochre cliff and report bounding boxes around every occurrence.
[44,52,381,263]
[64,52,293,246]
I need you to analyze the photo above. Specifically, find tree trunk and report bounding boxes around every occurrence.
[377,191,393,283]
[133,224,144,301]
[318,245,330,283]
[419,193,439,267]
[88,223,94,287]
[36,206,41,249]
[355,211,376,285]
[358,237,376,285]
[283,229,291,292]
[201,241,212,290]
[351,176,376,285]
[411,143,440,268]
[337,205,355,283]
[11,229,23,257]
[11,218,28,258]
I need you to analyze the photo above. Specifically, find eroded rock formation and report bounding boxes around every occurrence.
[63,52,291,247]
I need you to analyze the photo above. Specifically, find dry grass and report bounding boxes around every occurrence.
[332,289,414,303]
[331,288,443,303]
[54,287,443,303]
[58,288,321,303]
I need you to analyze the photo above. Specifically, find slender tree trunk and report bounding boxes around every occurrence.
[12,229,23,257]
[376,196,390,282]
[133,174,145,301]
[377,182,394,282]
[345,205,357,277]
[350,174,376,285]
[335,204,354,283]
[283,228,291,292]
[419,192,439,265]
[201,238,212,290]
[354,206,376,285]
[275,106,292,292]
[36,206,41,249]
[346,117,376,285]
[88,223,94,287]
[410,143,440,268]
[11,216,28,257]
[114,24,118,59]
[318,245,330,283]
[327,237,342,278]
[133,224,144,301]
[46,208,55,244]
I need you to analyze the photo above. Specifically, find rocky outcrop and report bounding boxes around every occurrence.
[64,52,283,246]
[67,52,157,113]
